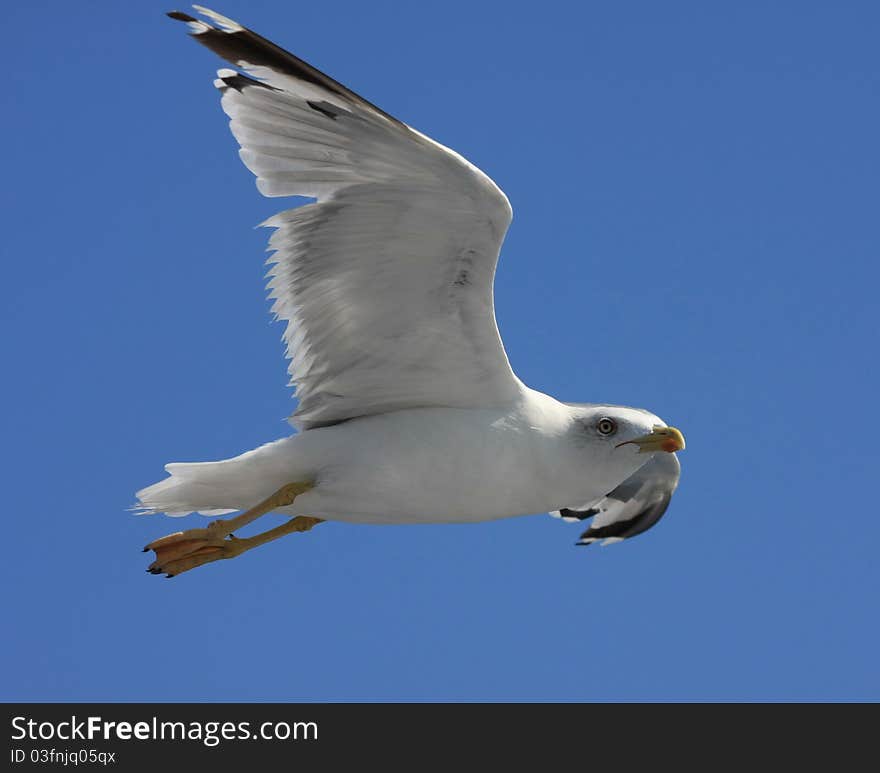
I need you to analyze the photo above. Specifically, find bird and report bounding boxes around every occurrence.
[137,6,686,577]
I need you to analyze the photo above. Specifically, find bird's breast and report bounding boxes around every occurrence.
[290,406,575,524]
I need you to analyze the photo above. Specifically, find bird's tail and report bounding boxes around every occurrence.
[134,437,301,517]
[134,461,240,517]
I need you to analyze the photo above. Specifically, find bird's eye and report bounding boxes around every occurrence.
[596,417,617,436]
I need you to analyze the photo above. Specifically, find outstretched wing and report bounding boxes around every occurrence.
[169,7,523,429]
[550,454,681,546]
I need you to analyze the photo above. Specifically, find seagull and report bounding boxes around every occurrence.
[138,6,686,577]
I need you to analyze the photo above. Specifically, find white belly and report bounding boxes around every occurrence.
[279,406,580,524]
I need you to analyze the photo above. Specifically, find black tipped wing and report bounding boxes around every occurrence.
[551,454,681,546]
[166,6,520,430]
[166,7,406,129]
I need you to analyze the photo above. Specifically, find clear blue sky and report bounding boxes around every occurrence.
[2,1,877,701]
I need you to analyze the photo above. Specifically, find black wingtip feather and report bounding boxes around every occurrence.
[218,71,278,93]
[559,507,600,521]
[166,7,408,130]
[577,496,673,543]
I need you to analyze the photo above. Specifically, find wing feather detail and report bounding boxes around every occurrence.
[550,454,681,546]
[169,7,521,429]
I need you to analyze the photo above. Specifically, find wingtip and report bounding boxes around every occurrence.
[191,5,244,32]
[167,9,214,34]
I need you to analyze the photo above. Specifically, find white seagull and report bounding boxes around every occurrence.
[138,6,686,577]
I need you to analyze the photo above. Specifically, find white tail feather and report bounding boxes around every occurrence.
[134,437,302,517]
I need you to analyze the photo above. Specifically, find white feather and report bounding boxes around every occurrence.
[209,56,520,429]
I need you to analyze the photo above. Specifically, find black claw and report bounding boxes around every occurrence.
[165,573,175,579]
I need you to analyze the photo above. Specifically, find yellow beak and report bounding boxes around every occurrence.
[616,425,686,454]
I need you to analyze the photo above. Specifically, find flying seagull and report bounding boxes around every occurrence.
[138,6,686,577]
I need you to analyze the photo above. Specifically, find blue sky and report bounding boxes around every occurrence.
[2,0,877,701]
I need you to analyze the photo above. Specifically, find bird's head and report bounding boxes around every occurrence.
[566,403,685,492]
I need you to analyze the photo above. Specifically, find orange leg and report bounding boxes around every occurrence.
[144,481,320,577]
